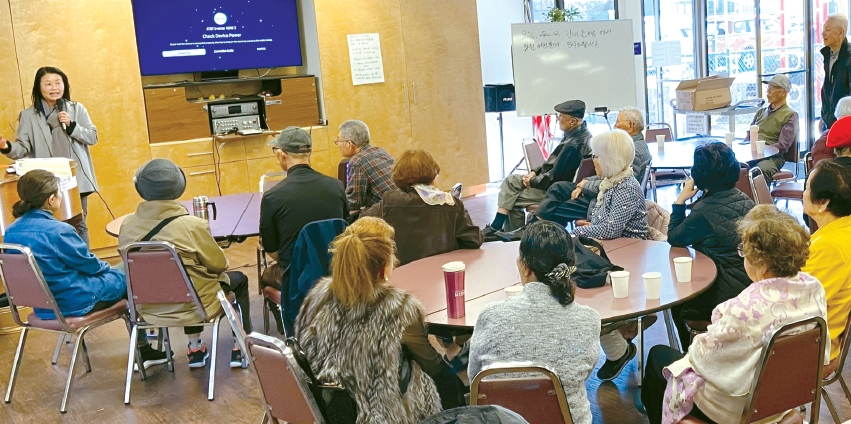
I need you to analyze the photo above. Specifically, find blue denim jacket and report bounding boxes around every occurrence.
[4,209,125,319]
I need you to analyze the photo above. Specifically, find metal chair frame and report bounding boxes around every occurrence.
[121,241,227,403]
[771,135,801,184]
[0,243,131,413]
[748,167,774,205]
[470,362,574,424]
[216,290,248,369]
[820,310,851,423]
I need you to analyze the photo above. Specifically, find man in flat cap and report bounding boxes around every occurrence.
[743,74,799,184]
[483,100,592,239]
[259,126,347,332]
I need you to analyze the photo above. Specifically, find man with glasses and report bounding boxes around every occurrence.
[820,13,851,131]
[259,127,347,332]
[483,100,592,240]
[743,74,799,184]
[335,119,395,214]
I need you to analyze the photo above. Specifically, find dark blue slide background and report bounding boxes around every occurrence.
[132,0,302,76]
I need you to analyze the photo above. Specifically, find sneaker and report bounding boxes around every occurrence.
[496,226,526,242]
[230,348,247,368]
[483,225,501,242]
[137,344,169,370]
[596,342,637,381]
[187,344,210,369]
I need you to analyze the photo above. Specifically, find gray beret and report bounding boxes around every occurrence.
[554,100,586,118]
[134,159,187,201]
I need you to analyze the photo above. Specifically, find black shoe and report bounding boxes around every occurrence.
[483,225,501,242]
[496,226,526,242]
[596,342,637,381]
[138,344,170,370]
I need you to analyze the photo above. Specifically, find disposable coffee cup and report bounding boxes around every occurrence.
[656,134,665,150]
[643,272,662,300]
[724,132,734,146]
[442,261,466,318]
[750,125,760,151]
[673,257,693,283]
[610,270,630,299]
[504,285,523,298]
[756,140,766,154]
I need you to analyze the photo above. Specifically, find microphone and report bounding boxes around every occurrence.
[56,99,67,131]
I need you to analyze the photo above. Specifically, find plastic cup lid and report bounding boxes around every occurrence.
[442,261,465,272]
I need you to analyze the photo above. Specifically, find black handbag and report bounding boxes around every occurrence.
[572,236,623,289]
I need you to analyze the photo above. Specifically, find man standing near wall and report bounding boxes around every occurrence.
[820,13,851,131]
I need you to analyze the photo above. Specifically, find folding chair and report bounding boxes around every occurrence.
[771,152,813,204]
[681,315,826,424]
[337,158,350,188]
[450,183,463,200]
[216,290,247,369]
[470,362,574,424]
[645,123,689,201]
[820,311,851,423]
[573,157,596,183]
[0,244,131,413]
[257,171,288,294]
[645,123,674,142]
[121,241,229,403]
[523,140,547,172]
[639,158,653,199]
[245,332,327,424]
[735,163,755,201]
[749,167,774,205]
[771,135,801,184]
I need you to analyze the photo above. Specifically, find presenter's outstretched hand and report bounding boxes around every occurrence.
[58,111,71,126]
[0,136,7,150]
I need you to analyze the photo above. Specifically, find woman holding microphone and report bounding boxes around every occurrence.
[0,66,99,245]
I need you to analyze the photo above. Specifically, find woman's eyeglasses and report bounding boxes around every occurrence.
[737,243,745,258]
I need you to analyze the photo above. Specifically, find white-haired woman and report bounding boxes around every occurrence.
[572,129,649,240]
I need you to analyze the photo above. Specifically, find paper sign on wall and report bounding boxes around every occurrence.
[651,40,682,67]
[347,33,385,86]
[686,113,708,135]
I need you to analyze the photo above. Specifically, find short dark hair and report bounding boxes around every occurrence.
[392,149,440,191]
[519,221,576,306]
[692,142,741,194]
[809,160,851,217]
[31,67,71,110]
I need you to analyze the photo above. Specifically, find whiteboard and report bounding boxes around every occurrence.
[511,20,638,117]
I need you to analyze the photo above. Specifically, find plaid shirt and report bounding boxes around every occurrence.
[346,145,396,210]
[572,177,648,240]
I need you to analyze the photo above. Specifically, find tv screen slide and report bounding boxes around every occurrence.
[132,0,303,76]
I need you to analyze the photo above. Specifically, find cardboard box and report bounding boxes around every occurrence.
[675,76,735,111]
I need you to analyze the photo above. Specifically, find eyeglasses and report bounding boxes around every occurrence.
[271,146,282,154]
[737,242,745,258]
[334,138,352,145]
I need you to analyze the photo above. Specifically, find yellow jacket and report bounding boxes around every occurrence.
[803,215,851,360]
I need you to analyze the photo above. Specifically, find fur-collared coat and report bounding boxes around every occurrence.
[295,278,441,424]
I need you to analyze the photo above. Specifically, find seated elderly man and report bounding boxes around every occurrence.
[483,100,592,239]
[335,119,395,213]
[508,107,650,234]
[743,74,799,184]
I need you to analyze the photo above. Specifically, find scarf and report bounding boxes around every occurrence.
[596,166,634,203]
[413,184,455,206]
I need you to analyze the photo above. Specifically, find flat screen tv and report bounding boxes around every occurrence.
[131,0,303,77]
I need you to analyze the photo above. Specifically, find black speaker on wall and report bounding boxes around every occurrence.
[484,84,515,112]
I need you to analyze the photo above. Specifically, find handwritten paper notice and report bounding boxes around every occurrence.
[686,113,708,135]
[651,40,682,67]
[347,33,385,86]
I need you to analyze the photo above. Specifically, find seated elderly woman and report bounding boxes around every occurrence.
[802,160,851,370]
[362,149,482,266]
[295,217,465,423]
[3,170,166,368]
[667,142,755,350]
[571,129,648,240]
[468,221,601,424]
[642,205,828,424]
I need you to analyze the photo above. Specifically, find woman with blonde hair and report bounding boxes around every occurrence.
[295,217,464,423]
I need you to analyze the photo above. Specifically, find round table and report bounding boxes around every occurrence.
[650,140,780,169]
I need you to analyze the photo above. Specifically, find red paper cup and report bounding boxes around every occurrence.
[442,261,466,318]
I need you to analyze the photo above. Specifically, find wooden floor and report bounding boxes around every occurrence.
[0,185,838,424]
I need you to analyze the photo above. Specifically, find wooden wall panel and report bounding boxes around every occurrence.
[264,77,321,129]
[0,2,22,167]
[400,0,488,190]
[312,0,414,158]
[8,0,152,250]
[144,88,211,143]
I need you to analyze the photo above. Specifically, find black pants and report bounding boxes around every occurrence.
[642,345,715,424]
[536,181,592,226]
[670,293,715,352]
[185,271,252,335]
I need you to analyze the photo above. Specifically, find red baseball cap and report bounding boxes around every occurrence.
[828,116,851,149]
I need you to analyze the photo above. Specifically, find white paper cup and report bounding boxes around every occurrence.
[750,125,760,151]
[504,285,523,298]
[656,134,665,150]
[643,272,662,300]
[610,270,630,299]
[673,257,693,283]
[756,140,766,154]
[724,132,734,146]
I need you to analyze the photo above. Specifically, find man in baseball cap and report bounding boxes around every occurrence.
[260,126,348,333]
[744,73,800,184]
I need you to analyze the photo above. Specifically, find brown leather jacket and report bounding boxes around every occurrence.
[362,189,483,265]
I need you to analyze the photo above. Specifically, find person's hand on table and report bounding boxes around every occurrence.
[575,219,591,227]
[675,180,699,205]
